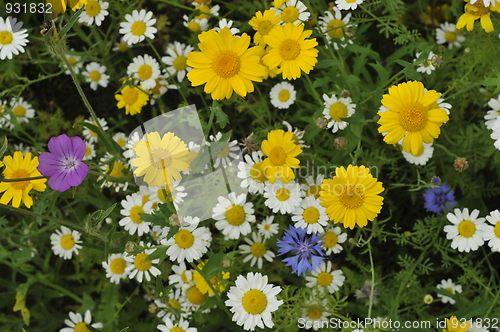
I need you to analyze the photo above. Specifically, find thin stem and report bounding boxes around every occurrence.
[367,243,375,319]
[0,176,48,182]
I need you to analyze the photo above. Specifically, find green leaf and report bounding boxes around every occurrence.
[119,328,130,332]
[314,59,337,69]
[403,67,422,81]
[166,226,179,241]
[75,122,119,155]
[312,76,331,88]
[59,6,85,38]
[0,136,7,159]
[368,62,389,84]
[480,73,500,95]
[210,101,229,129]
[346,74,360,84]
[145,245,167,263]
[13,279,35,326]
[395,59,411,68]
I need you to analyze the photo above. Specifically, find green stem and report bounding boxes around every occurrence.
[367,243,375,319]
[0,176,48,182]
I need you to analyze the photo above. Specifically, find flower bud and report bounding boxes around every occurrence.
[431,54,444,68]
[424,294,433,304]
[453,157,468,172]
[431,176,441,186]
[316,116,328,129]
[148,302,158,314]
[169,213,181,227]
[222,258,231,268]
[334,137,349,150]
[341,89,351,98]
[124,241,136,253]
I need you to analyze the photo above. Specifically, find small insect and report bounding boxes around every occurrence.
[40,20,52,36]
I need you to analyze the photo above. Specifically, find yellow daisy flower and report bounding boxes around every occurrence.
[0,151,47,208]
[249,10,281,46]
[115,85,149,116]
[132,131,190,187]
[262,23,319,80]
[192,261,230,295]
[47,0,87,14]
[377,81,449,156]
[319,165,384,229]
[456,0,500,33]
[260,129,302,184]
[442,316,470,332]
[186,27,266,100]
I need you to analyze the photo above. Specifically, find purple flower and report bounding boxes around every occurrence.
[276,226,325,277]
[423,183,456,213]
[38,134,89,192]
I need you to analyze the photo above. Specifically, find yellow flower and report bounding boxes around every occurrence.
[260,129,302,184]
[442,316,470,332]
[47,0,87,14]
[456,0,500,33]
[192,261,230,295]
[319,165,384,229]
[132,131,189,187]
[186,27,266,100]
[262,23,319,80]
[0,152,47,208]
[115,85,149,116]
[377,81,449,156]
[249,10,281,46]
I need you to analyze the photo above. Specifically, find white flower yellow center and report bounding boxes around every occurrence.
[276,188,290,201]
[109,258,127,274]
[250,162,267,183]
[60,234,76,250]
[306,185,321,198]
[317,272,333,286]
[89,70,101,82]
[444,31,457,43]
[130,205,145,224]
[303,206,320,224]
[73,322,90,332]
[281,6,299,23]
[116,137,126,147]
[322,231,338,248]
[13,105,27,117]
[307,305,323,320]
[494,223,500,238]
[169,327,185,332]
[225,204,246,226]
[85,0,101,17]
[263,224,271,231]
[85,146,93,157]
[445,287,454,294]
[278,89,291,102]
[138,64,153,80]
[134,252,152,271]
[131,21,147,36]
[250,242,266,257]
[186,285,207,305]
[242,289,267,314]
[329,102,348,122]
[457,220,475,238]
[0,31,13,45]
[327,19,345,39]
[173,55,188,71]
[187,21,201,32]
[175,229,195,248]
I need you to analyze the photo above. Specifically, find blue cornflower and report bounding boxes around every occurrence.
[276,226,325,277]
[423,183,457,213]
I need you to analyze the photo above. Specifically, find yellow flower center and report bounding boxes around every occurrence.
[276,188,290,201]
[445,287,454,294]
[278,89,291,102]
[329,102,348,122]
[213,51,241,79]
[169,298,182,310]
[340,185,364,209]
[108,162,125,178]
[134,252,152,271]
[307,306,323,320]
[465,2,490,17]
[60,234,76,250]
[13,106,27,117]
[0,31,13,45]
[279,39,301,60]
[322,231,338,248]
[187,21,201,32]
[170,327,185,332]
[122,87,139,105]
[303,206,320,224]
[150,148,172,169]
[399,102,428,132]
[181,270,190,283]
[242,289,268,315]
[84,146,93,157]
[138,64,153,81]
[457,220,476,238]
[186,285,207,305]
[195,4,211,20]
[250,242,267,257]
[258,21,274,35]
[306,185,321,198]
[215,145,230,158]
[109,258,127,274]
[68,56,78,64]
[116,137,126,147]
[346,0,358,2]
[73,322,90,332]
[118,42,128,52]
[10,169,30,190]
[264,224,271,231]
[89,70,101,82]
[317,272,333,286]
[131,21,147,36]
[225,204,246,226]
[269,146,287,166]
[281,6,300,23]
[250,162,267,183]
[175,229,195,249]
[494,223,500,238]
[327,19,345,39]
[85,0,101,17]
[173,55,188,71]
[130,205,145,224]
[444,31,457,42]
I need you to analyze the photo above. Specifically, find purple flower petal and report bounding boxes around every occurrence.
[48,170,71,192]
[38,152,62,176]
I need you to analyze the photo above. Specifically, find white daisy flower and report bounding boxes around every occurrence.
[12,142,29,155]
[213,18,240,35]
[305,261,345,294]
[212,192,256,239]
[322,93,355,133]
[98,154,129,192]
[50,226,82,260]
[484,209,500,252]
[491,119,500,151]
[208,132,241,168]
[239,232,275,269]
[127,54,161,90]
[257,216,279,240]
[119,9,157,45]
[60,310,103,332]
[162,41,194,82]
[0,17,29,60]
[112,37,130,53]
[435,22,465,49]
[183,15,209,33]
[469,0,498,7]
[401,143,434,165]
[274,0,310,25]
[161,219,212,263]
[193,3,220,20]
[302,174,325,199]
[237,151,267,194]
[125,242,161,283]
[82,117,108,144]
[321,227,347,255]
[82,141,96,161]
[225,272,284,331]
[112,132,128,149]
[150,182,187,211]
[467,322,489,332]
[283,120,309,148]
[264,179,303,214]
[79,0,109,26]
[484,95,500,130]
[301,295,331,330]
[292,196,328,234]
[102,253,130,284]
[64,50,83,75]
[151,225,169,244]
[150,73,177,105]
[270,82,296,109]
[0,99,8,126]
[4,96,35,129]
[155,288,187,322]
[318,8,353,50]
[168,261,194,289]
[444,208,487,253]
[119,193,154,236]
[82,62,109,91]
[335,0,365,10]
[415,51,436,75]
[123,131,144,160]
[182,284,209,312]
[436,278,462,305]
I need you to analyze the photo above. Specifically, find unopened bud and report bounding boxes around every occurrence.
[148,302,158,314]
[105,217,112,224]
[431,176,441,186]
[222,258,231,268]
[124,241,136,253]
[341,89,350,98]
[424,294,433,304]
[431,54,444,68]
[464,47,470,54]
[346,27,355,38]
[316,116,328,129]
[169,214,181,227]
[334,137,349,150]
[348,237,355,244]
[453,157,468,172]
